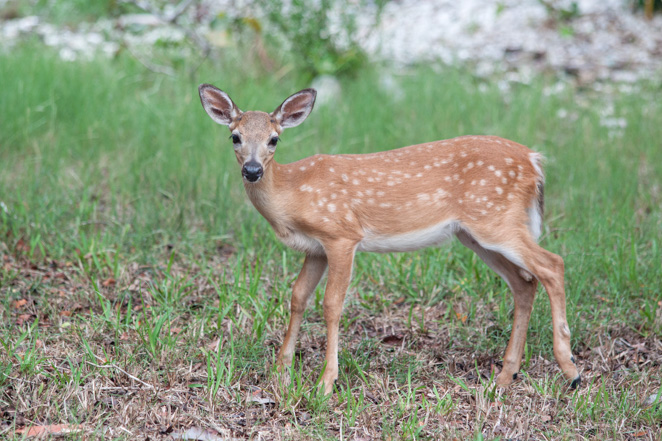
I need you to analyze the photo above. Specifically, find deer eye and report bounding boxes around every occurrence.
[230,134,241,144]
[268,136,279,148]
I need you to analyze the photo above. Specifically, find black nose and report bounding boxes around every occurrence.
[242,161,263,182]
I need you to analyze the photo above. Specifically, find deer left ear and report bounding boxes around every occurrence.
[271,89,317,129]
[199,84,242,126]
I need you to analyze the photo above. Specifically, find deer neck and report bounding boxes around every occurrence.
[243,161,291,236]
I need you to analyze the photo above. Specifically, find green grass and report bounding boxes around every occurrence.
[1,43,661,439]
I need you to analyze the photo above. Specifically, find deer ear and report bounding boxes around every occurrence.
[199,84,241,126]
[271,89,317,129]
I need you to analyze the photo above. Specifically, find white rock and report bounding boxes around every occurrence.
[310,75,342,107]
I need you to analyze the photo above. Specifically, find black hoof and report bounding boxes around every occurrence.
[571,356,576,364]
[570,375,581,389]
[512,373,518,380]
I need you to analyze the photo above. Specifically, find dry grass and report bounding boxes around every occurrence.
[2,246,660,440]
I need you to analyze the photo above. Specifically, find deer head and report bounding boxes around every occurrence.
[198,84,317,183]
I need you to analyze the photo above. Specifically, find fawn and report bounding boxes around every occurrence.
[198,84,580,394]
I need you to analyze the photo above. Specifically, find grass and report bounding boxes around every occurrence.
[1,42,661,439]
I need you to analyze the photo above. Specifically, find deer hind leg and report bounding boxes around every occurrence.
[456,230,538,386]
[277,254,328,377]
[516,236,580,388]
[458,229,580,388]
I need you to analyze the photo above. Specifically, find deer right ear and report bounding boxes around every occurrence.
[271,88,317,129]
[198,84,241,126]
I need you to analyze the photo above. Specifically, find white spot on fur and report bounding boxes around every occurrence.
[327,203,336,212]
[505,157,513,165]
[352,179,360,185]
[480,179,486,185]
[341,174,349,182]
[495,170,502,177]
[300,166,306,171]
[496,187,503,194]
[300,184,314,192]
[488,165,495,171]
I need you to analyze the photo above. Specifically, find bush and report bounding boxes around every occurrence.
[257,0,384,79]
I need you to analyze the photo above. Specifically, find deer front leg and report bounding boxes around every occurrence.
[277,254,328,379]
[319,240,356,395]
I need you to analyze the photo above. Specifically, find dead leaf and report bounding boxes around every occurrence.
[16,424,81,436]
[12,299,27,308]
[246,388,275,405]
[171,427,225,441]
[393,296,405,305]
[170,327,183,335]
[15,238,30,253]
[60,310,72,317]
[541,414,552,422]
[120,332,130,341]
[206,338,220,351]
[102,278,116,287]
[632,431,647,437]
[382,334,404,346]
[455,312,468,323]
[16,314,32,325]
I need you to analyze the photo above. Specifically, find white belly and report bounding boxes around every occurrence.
[278,230,325,255]
[357,220,459,253]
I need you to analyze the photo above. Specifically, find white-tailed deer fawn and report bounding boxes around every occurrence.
[198,84,580,395]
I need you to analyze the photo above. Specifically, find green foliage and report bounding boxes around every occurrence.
[631,0,662,12]
[538,0,581,21]
[258,0,373,79]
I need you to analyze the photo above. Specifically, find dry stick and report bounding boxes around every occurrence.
[85,361,156,390]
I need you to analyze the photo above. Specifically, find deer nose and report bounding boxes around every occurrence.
[242,161,263,182]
